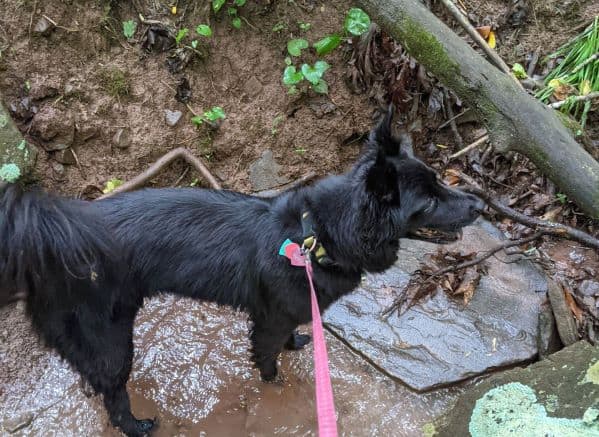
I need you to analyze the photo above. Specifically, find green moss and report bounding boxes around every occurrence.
[583,361,599,385]
[0,163,21,182]
[98,68,131,98]
[0,113,7,128]
[469,382,599,436]
[422,422,437,436]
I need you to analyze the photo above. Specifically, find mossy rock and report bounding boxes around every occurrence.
[431,341,599,436]
[0,101,37,182]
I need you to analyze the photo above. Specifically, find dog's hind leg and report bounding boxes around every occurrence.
[284,331,311,351]
[249,316,297,381]
[59,310,155,437]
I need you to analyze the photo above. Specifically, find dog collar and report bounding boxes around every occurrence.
[300,211,335,267]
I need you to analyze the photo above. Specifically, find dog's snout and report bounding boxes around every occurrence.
[468,195,485,215]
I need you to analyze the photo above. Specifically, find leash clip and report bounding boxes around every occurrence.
[301,237,318,261]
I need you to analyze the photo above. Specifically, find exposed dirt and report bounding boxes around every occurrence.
[1,0,598,435]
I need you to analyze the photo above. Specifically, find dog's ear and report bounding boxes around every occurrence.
[365,150,400,203]
[368,104,401,156]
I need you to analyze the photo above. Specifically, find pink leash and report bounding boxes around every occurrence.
[304,257,338,437]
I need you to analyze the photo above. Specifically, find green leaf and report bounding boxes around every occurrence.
[204,106,226,121]
[512,62,527,79]
[234,0,246,6]
[196,24,212,37]
[272,23,286,32]
[232,17,242,29]
[212,0,226,12]
[298,21,311,31]
[228,7,237,16]
[175,28,189,44]
[284,56,292,66]
[191,40,199,49]
[312,79,329,94]
[283,66,304,85]
[344,8,370,36]
[191,115,204,126]
[122,20,137,39]
[313,35,341,56]
[301,61,330,85]
[287,85,299,95]
[287,38,309,57]
[102,178,123,194]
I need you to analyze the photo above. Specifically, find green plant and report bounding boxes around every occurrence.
[213,0,246,29]
[191,106,226,126]
[298,21,311,32]
[512,63,527,79]
[313,35,341,56]
[536,17,598,128]
[122,20,137,39]
[196,24,212,37]
[344,7,371,36]
[287,38,309,57]
[103,178,123,194]
[98,68,130,98]
[213,0,226,12]
[556,193,568,204]
[272,22,286,32]
[282,61,330,94]
[175,28,189,44]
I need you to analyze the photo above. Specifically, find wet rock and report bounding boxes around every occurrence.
[52,162,66,178]
[579,280,599,297]
[249,150,290,191]
[434,341,599,436]
[537,302,562,359]
[2,412,34,433]
[164,109,183,127]
[33,16,54,35]
[9,97,36,121]
[0,100,37,179]
[324,219,551,391]
[112,128,130,149]
[30,106,74,151]
[547,279,579,346]
[52,149,77,165]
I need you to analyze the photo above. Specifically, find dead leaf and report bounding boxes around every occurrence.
[475,26,491,39]
[564,287,584,322]
[454,267,481,305]
[540,206,562,222]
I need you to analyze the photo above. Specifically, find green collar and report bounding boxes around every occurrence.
[301,211,335,267]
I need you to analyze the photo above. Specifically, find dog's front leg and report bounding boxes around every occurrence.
[249,318,296,381]
[284,330,312,350]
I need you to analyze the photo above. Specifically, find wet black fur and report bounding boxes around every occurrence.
[0,110,482,436]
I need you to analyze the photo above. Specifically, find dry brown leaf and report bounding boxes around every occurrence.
[475,26,491,39]
[564,287,584,322]
[453,267,481,305]
[443,168,462,186]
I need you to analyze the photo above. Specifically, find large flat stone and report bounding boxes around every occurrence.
[324,219,550,391]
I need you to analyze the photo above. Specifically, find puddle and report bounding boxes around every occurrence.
[1,295,472,436]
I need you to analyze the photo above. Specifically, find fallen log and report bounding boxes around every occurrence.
[358,0,599,218]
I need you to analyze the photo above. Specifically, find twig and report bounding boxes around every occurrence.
[548,91,599,109]
[255,172,318,197]
[28,0,38,40]
[464,186,599,250]
[98,147,221,199]
[438,0,522,87]
[41,15,79,32]
[572,52,599,74]
[443,89,463,147]
[428,232,544,279]
[449,134,488,159]
[438,108,470,130]
[171,166,190,187]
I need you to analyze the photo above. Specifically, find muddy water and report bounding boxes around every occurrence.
[1,295,470,436]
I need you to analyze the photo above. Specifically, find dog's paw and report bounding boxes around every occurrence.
[259,365,278,382]
[285,332,311,351]
[126,418,155,437]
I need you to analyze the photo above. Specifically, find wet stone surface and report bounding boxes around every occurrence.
[1,295,470,436]
[325,219,550,391]
[248,149,290,192]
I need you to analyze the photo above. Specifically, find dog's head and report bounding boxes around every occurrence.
[355,106,484,244]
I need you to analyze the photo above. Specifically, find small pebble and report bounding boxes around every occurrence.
[112,128,130,149]
[33,17,53,35]
[165,109,182,127]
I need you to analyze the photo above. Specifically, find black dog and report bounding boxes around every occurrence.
[0,109,483,436]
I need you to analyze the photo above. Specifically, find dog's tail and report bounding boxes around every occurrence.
[0,183,120,307]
